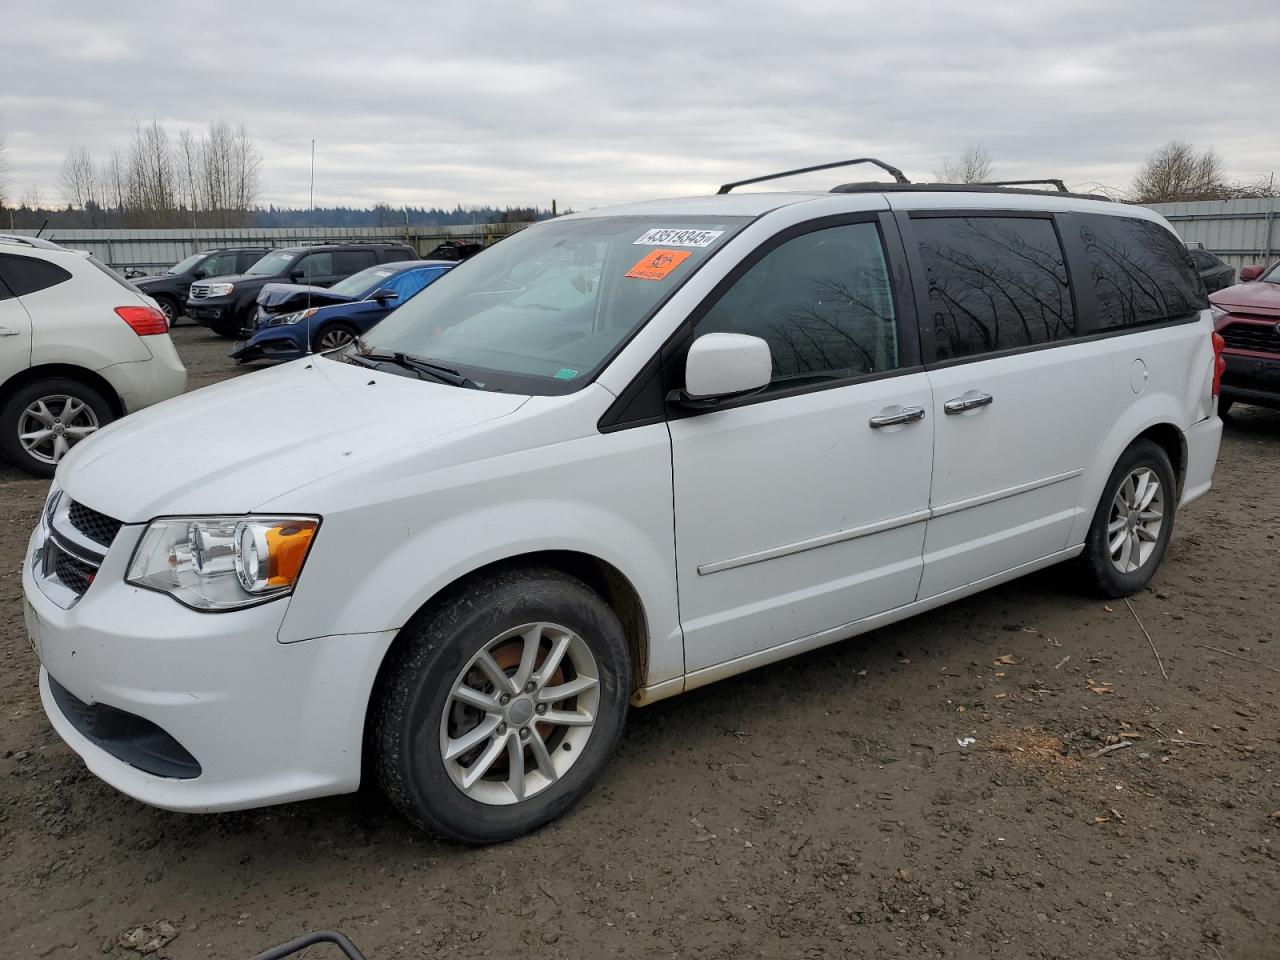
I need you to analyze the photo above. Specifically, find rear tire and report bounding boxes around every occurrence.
[209,321,240,339]
[373,568,630,844]
[1218,399,1234,417]
[1078,439,1176,597]
[0,377,115,478]
[155,296,180,327]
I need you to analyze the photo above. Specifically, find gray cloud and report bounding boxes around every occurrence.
[2,0,1277,210]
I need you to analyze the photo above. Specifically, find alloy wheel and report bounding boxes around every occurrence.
[318,328,355,351]
[18,395,100,465]
[440,622,600,806]
[1107,466,1164,573]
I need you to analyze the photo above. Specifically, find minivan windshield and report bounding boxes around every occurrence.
[246,250,298,276]
[356,216,748,393]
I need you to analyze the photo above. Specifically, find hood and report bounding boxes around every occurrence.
[132,274,170,287]
[256,282,356,312]
[1210,280,1280,317]
[55,357,529,522]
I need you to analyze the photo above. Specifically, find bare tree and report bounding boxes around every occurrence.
[21,182,44,210]
[935,144,994,183]
[0,123,10,208]
[59,147,103,223]
[1129,140,1229,203]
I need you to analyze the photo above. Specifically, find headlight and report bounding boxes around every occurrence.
[207,282,235,297]
[126,516,319,611]
[268,308,319,327]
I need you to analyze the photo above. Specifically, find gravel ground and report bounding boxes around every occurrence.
[2,324,1278,959]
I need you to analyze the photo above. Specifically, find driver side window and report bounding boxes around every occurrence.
[298,253,333,280]
[693,221,900,388]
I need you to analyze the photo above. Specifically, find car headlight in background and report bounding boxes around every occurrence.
[126,516,319,611]
[206,282,235,297]
[268,308,319,327]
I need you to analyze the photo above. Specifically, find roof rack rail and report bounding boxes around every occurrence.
[828,182,1111,201]
[718,158,909,195]
[976,179,1069,193]
[296,238,409,247]
[0,233,64,250]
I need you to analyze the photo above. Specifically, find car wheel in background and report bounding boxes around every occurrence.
[0,378,116,478]
[373,567,631,844]
[209,321,241,339]
[313,322,359,352]
[1218,399,1234,417]
[1078,438,1177,598]
[155,296,179,327]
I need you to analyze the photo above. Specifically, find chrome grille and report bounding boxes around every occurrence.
[31,492,112,609]
[68,500,123,548]
[189,283,210,300]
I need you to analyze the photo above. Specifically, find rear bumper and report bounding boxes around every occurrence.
[101,335,187,413]
[1180,413,1222,507]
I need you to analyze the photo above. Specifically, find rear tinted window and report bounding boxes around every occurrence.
[0,254,72,297]
[1077,214,1206,328]
[914,216,1076,361]
[380,247,415,263]
[334,250,376,273]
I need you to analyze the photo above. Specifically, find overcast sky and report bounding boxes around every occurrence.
[2,1,1277,211]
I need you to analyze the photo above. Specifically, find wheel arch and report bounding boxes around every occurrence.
[359,549,652,775]
[1134,421,1187,501]
[0,364,125,418]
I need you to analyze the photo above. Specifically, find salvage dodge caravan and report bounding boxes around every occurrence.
[24,160,1224,843]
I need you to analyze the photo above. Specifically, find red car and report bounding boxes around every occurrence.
[1209,261,1280,413]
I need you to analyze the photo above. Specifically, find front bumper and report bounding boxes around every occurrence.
[186,300,235,326]
[229,325,308,364]
[24,523,396,813]
[1221,351,1280,410]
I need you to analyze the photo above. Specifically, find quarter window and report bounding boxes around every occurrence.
[693,222,900,387]
[1077,214,1207,328]
[0,254,72,298]
[914,216,1075,361]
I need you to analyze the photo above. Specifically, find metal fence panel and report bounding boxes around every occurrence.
[3,223,531,273]
[1148,198,1279,270]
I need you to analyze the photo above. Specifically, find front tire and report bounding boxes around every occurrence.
[312,322,358,353]
[0,378,115,478]
[373,568,631,844]
[155,296,180,327]
[1078,439,1176,597]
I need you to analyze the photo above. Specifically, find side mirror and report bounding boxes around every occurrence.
[674,333,772,407]
[289,269,305,282]
[371,287,400,303]
[1240,265,1263,281]
[192,268,207,280]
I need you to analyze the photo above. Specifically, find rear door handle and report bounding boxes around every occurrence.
[943,392,994,415]
[869,405,926,429]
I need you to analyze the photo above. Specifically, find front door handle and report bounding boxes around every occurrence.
[943,392,994,415]
[869,405,926,429]
[0,327,20,337]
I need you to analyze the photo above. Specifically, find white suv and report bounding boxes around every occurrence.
[23,162,1223,843]
[0,235,187,476]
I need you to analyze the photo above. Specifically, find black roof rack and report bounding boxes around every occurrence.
[296,239,413,247]
[829,181,1111,202]
[978,179,1069,193]
[718,157,909,194]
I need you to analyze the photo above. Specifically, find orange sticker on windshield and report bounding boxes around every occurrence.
[625,248,691,281]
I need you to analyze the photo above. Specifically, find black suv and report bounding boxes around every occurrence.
[132,247,268,325]
[186,241,417,337]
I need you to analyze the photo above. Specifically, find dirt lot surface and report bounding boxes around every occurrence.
[2,325,1278,959]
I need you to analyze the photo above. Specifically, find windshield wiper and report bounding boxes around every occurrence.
[356,349,482,389]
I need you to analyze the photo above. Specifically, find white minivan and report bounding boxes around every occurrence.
[24,162,1224,843]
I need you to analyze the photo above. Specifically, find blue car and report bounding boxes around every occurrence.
[230,260,455,362]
